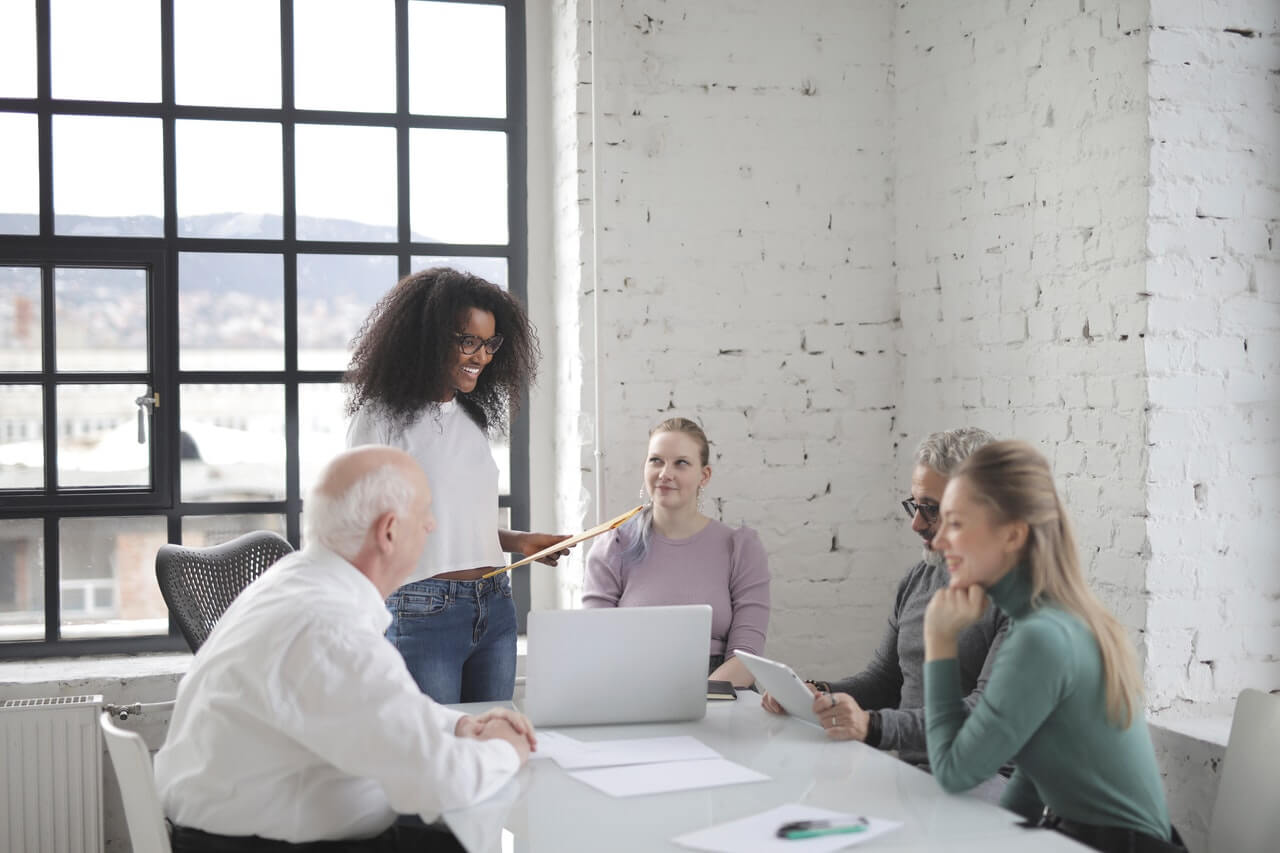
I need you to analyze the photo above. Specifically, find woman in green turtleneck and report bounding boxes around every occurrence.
[922,441,1180,853]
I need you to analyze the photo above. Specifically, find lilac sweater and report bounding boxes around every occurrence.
[582,518,770,659]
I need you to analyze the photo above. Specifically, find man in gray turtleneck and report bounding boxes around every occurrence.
[764,427,1008,771]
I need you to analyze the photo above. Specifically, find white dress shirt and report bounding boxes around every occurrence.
[154,544,520,843]
[347,401,505,582]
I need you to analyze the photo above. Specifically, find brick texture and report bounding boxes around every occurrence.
[549,0,902,673]
[542,0,1278,706]
[1143,0,1280,715]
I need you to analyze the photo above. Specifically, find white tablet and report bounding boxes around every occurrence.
[734,650,822,727]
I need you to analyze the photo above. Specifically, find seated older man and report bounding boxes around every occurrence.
[155,446,532,852]
[764,428,1008,783]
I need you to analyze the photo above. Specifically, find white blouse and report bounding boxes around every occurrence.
[346,400,505,581]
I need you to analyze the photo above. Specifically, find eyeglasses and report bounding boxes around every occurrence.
[455,333,504,355]
[901,497,940,523]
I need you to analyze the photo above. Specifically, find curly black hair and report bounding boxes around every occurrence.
[344,267,539,435]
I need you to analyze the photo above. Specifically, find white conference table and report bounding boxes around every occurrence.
[443,693,1089,852]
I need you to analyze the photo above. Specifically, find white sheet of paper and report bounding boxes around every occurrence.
[551,735,721,770]
[528,730,585,762]
[672,803,902,852]
[569,757,768,797]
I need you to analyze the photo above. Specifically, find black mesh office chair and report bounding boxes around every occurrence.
[155,530,294,652]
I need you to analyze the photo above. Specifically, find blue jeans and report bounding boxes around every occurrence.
[385,574,517,704]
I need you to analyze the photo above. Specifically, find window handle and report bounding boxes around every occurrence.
[134,391,159,444]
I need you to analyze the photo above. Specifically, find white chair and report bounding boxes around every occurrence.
[100,712,172,853]
[1207,688,1280,853]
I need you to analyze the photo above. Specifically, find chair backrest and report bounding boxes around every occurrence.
[100,713,172,853]
[155,530,294,652]
[1208,688,1280,853]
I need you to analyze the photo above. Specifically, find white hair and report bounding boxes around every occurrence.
[914,427,996,477]
[915,427,996,566]
[303,463,418,560]
[922,544,947,568]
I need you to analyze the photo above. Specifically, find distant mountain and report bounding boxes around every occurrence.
[0,212,437,244]
[0,213,509,299]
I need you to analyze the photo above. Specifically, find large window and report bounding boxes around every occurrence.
[0,0,529,657]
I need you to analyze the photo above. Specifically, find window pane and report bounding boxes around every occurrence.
[180,253,283,371]
[181,384,285,502]
[296,125,397,242]
[294,0,395,113]
[410,129,507,244]
[299,383,348,497]
[0,2,36,98]
[411,256,508,289]
[0,519,44,643]
[182,514,286,548]
[177,120,282,238]
[55,267,148,372]
[175,0,281,108]
[0,386,44,490]
[59,516,167,638]
[51,0,160,103]
[409,1,506,118]
[54,116,163,237]
[0,267,42,371]
[297,254,397,370]
[0,114,39,235]
[56,384,152,489]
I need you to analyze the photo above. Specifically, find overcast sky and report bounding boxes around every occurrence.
[0,0,508,243]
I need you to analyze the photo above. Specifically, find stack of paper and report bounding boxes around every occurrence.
[534,731,769,797]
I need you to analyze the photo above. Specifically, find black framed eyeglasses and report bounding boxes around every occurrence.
[455,333,505,355]
[901,497,940,523]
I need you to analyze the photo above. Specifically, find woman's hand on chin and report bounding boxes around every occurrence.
[924,584,988,660]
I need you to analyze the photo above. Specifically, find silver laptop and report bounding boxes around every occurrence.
[522,605,712,727]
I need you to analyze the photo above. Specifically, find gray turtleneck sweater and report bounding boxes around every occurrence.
[822,560,1008,767]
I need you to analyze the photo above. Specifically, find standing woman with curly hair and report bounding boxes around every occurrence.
[345,267,568,703]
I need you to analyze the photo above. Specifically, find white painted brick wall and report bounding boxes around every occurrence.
[548,0,903,675]
[540,0,1277,715]
[547,0,597,610]
[1144,0,1280,716]
[892,0,1155,646]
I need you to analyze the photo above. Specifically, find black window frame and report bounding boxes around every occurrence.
[0,0,530,658]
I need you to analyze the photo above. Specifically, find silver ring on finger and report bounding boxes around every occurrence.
[829,694,836,709]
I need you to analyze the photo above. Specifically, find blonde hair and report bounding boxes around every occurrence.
[650,417,710,465]
[955,440,1143,727]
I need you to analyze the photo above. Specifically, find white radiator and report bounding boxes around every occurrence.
[0,695,104,853]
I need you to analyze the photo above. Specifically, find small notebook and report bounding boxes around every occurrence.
[707,680,737,701]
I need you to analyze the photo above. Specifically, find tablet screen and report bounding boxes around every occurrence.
[734,650,821,726]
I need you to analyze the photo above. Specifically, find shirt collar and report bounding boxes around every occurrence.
[297,543,393,633]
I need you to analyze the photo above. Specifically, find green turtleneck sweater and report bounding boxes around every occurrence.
[924,566,1171,841]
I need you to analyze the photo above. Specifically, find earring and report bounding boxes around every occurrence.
[639,484,651,507]
[697,487,705,513]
